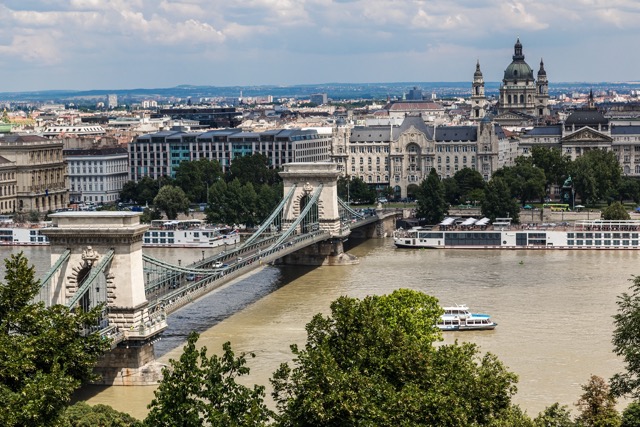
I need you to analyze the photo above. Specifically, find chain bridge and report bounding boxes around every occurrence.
[36,163,399,385]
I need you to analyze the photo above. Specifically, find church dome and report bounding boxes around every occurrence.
[503,38,534,81]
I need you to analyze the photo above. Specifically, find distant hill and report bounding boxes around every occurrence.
[0,81,639,103]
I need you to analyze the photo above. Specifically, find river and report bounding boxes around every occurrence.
[1,241,636,420]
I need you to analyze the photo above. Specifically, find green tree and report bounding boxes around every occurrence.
[482,177,520,223]
[617,177,640,204]
[0,252,109,426]
[153,185,190,220]
[442,176,461,205]
[61,402,141,426]
[571,149,622,205]
[621,402,640,427]
[228,153,280,186]
[602,202,631,220]
[533,402,575,427]
[144,331,273,427]
[531,147,571,193]
[454,167,486,202]
[237,181,258,227]
[174,159,223,203]
[415,168,448,224]
[120,180,139,204]
[344,176,375,205]
[611,276,640,399]
[575,375,621,427]
[255,182,282,224]
[337,175,349,200]
[494,158,546,206]
[490,405,535,427]
[271,289,519,427]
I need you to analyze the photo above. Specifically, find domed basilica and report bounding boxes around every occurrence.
[472,38,550,123]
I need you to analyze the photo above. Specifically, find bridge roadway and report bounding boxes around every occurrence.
[143,209,399,319]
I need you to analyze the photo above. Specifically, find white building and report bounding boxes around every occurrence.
[64,146,129,204]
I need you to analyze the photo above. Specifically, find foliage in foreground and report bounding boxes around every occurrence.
[611,275,640,399]
[144,331,273,427]
[0,252,109,427]
[60,402,141,427]
[270,289,519,426]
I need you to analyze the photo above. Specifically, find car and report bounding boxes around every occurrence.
[213,261,223,268]
[186,273,196,281]
[377,197,388,204]
[523,205,533,210]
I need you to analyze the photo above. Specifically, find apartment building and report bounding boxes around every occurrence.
[129,127,332,181]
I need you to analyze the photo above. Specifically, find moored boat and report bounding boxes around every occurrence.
[142,219,240,248]
[0,218,241,248]
[394,218,640,250]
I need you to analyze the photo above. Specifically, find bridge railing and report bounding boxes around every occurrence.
[146,230,330,316]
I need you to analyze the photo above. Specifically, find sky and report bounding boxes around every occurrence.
[0,0,639,92]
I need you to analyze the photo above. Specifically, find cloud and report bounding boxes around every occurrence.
[0,0,639,90]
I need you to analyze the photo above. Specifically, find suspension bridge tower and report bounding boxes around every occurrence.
[40,211,167,385]
[279,162,358,265]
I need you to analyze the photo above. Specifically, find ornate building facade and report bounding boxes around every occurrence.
[334,115,514,199]
[519,92,640,178]
[0,135,68,212]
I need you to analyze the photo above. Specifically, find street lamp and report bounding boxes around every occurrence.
[202,250,205,261]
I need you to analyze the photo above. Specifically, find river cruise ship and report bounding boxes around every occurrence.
[394,218,640,250]
[143,220,240,248]
[0,219,240,248]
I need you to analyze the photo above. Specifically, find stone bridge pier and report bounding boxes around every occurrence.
[41,212,167,385]
[279,162,358,266]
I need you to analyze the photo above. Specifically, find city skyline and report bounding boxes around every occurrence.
[1,1,639,92]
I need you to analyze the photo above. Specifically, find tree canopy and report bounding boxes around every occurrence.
[271,289,519,427]
[611,275,640,399]
[337,175,376,205]
[530,146,571,191]
[174,158,224,204]
[493,158,546,206]
[144,331,273,427]
[0,252,109,427]
[575,375,621,427]
[153,185,190,220]
[227,153,281,187]
[481,177,520,223]
[571,149,622,205]
[415,168,448,224]
[602,202,631,220]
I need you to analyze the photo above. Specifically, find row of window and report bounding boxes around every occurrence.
[568,240,639,246]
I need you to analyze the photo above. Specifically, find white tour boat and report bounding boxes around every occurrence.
[436,304,497,331]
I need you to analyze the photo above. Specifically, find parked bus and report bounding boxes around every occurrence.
[543,203,570,212]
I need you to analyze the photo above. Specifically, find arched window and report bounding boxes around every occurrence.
[508,95,512,104]
[520,94,524,104]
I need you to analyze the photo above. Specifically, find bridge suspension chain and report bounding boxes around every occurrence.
[34,249,71,304]
[270,184,323,249]
[66,249,114,309]
[240,184,296,248]
[338,197,365,220]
